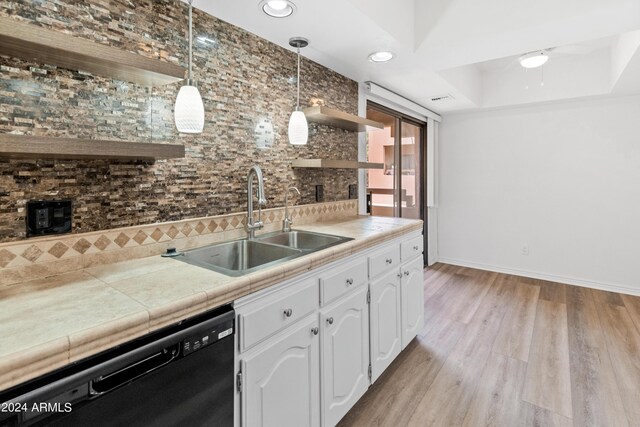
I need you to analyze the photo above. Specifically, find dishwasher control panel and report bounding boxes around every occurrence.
[182,318,234,356]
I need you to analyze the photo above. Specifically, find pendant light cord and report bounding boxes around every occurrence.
[296,46,301,111]
[188,0,193,82]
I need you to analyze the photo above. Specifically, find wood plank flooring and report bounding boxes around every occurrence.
[338,263,640,427]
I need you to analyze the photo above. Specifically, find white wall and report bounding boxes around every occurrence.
[438,95,640,295]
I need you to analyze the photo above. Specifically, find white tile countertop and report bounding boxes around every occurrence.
[0,215,422,392]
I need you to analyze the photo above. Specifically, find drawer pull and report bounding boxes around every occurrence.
[311,327,319,336]
[386,258,393,264]
[413,245,419,251]
[404,271,410,276]
[327,317,334,325]
[283,308,293,318]
[346,278,354,285]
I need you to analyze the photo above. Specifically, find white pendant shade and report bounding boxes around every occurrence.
[175,1,204,134]
[174,85,204,133]
[288,110,308,145]
[288,37,309,145]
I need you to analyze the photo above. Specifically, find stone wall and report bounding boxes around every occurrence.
[0,0,359,242]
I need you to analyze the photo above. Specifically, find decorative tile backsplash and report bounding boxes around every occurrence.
[0,199,359,287]
[0,1,359,242]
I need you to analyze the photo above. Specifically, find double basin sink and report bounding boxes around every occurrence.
[174,230,353,276]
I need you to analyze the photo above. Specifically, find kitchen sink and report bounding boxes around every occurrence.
[172,230,353,276]
[177,239,302,276]
[256,230,352,251]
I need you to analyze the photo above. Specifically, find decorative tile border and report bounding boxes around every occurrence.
[0,200,358,287]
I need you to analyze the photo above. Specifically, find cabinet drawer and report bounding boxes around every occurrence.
[238,278,318,352]
[368,244,400,279]
[320,258,367,305]
[401,235,423,261]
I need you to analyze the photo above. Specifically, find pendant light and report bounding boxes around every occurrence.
[288,37,309,145]
[174,0,204,133]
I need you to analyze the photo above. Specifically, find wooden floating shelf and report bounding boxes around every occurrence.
[291,159,384,169]
[0,16,185,86]
[303,106,384,132]
[0,134,185,161]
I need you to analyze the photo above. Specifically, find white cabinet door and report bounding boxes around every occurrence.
[320,287,369,427]
[400,256,425,348]
[241,316,320,427]
[369,268,402,383]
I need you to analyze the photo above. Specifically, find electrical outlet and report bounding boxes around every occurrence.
[521,244,529,256]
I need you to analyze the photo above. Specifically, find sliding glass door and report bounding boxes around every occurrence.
[366,102,425,220]
[366,102,427,265]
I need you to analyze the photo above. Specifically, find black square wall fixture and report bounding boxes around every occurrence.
[26,200,72,237]
[315,185,324,202]
[349,184,358,199]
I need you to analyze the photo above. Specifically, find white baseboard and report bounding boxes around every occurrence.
[437,257,640,297]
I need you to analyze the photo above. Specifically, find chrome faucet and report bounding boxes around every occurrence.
[246,165,267,239]
[283,186,301,232]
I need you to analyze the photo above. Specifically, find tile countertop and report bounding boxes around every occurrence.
[0,215,422,392]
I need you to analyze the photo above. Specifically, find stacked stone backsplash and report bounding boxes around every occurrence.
[0,0,359,242]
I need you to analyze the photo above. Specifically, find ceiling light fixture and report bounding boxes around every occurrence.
[174,0,204,133]
[260,0,296,18]
[288,37,309,145]
[368,51,394,63]
[519,51,549,69]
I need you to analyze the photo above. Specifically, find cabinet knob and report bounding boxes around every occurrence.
[327,317,334,325]
[404,271,410,276]
[283,308,293,318]
[346,278,354,285]
[397,273,403,279]
[311,327,319,336]
[413,245,419,251]
[386,258,393,264]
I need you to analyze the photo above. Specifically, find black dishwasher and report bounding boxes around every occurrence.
[0,304,235,427]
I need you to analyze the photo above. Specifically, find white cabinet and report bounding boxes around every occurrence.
[400,235,423,262]
[368,245,400,279]
[369,268,402,383]
[400,256,425,348]
[235,230,424,427]
[240,316,320,427]
[319,259,367,306]
[238,278,318,352]
[320,287,369,427]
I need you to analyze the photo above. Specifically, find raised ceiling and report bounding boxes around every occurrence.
[192,0,640,114]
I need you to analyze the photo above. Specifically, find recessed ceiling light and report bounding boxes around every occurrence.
[260,0,296,18]
[519,51,549,69]
[368,51,394,63]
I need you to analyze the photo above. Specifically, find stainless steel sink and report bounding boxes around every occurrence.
[256,230,352,251]
[177,239,302,276]
[173,230,352,276]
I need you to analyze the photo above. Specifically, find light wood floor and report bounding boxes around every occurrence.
[339,263,640,427]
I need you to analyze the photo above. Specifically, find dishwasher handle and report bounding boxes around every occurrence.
[89,343,180,396]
